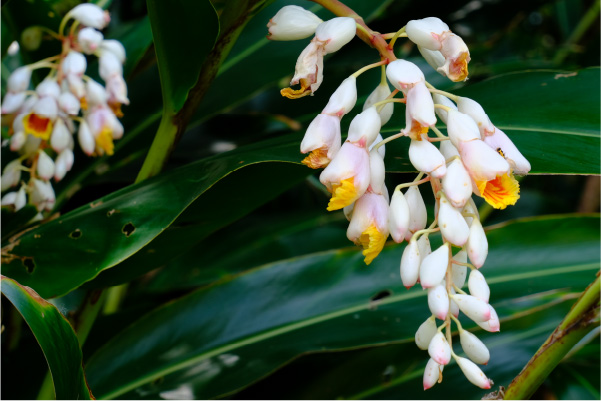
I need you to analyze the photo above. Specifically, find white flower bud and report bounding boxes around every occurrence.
[442,159,472,208]
[369,149,386,195]
[54,149,74,181]
[406,17,450,50]
[99,52,123,81]
[36,151,55,180]
[428,284,449,320]
[69,3,110,29]
[314,17,356,54]
[322,76,357,116]
[418,46,445,74]
[483,127,531,175]
[386,59,424,93]
[50,118,71,153]
[86,79,108,107]
[343,203,354,221]
[389,190,410,243]
[460,329,490,365]
[78,27,104,54]
[31,179,55,211]
[1,186,26,210]
[99,40,126,63]
[420,243,449,288]
[405,186,427,240]
[400,240,420,288]
[368,133,386,158]
[456,97,494,137]
[428,332,451,365]
[452,294,491,322]
[62,51,87,76]
[409,135,446,178]
[402,82,437,138]
[477,304,500,332]
[468,269,490,303]
[1,159,22,191]
[106,75,129,105]
[36,79,60,99]
[467,219,488,268]
[347,107,381,147]
[1,92,27,114]
[451,250,468,288]
[267,5,323,41]
[446,109,480,147]
[415,316,437,350]
[423,358,444,390]
[8,67,32,92]
[464,198,479,227]
[66,74,86,99]
[458,139,510,182]
[78,120,95,156]
[433,94,457,124]
[10,130,27,152]
[363,82,393,125]
[450,287,460,317]
[454,355,492,389]
[438,196,469,246]
[417,234,432,260]
[58,92,80,115]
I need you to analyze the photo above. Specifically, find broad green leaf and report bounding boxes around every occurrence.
[147,0,219,113]
[232,297,582,400]
[83,215,600,399]
[0,276,93,400]
[1,140,309,298]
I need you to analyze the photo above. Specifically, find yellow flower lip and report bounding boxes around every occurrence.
[327,177,357,211]
[281,78,313,99]
[23,113,53,140]
[301,147,330,169]
[95,125,115,156]
[476,173,520,210]
[359,225,387,265]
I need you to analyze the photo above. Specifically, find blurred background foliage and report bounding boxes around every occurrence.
[1,0,599,399]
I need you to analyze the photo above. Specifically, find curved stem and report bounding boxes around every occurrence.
[394,174,430,191]
[429,87,459,102]
[434,104,452,112]
[430,126,447,139]
[351,59,386,78]
[503,276,600,399]
[388,26,406,49]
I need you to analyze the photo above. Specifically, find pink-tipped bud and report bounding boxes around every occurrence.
[420,243,449,288]
[78,121,95,156]
[36,150,55,181]
[438,196,469,246]
[1,92,27,114]
[99,52,123,81]
[467,220,488,269]
[454,355,492,389]
[314,17,356,54]
[405,186,427,240]
[415,316,437,350]
[417,235,432,260]
[364,82,393,125]
[69,3,110,29]
[347,107,381,147]
[10,130,27,152]
[409,135,446,178]
[78,27,104,54]
[389,189,410,243]
[428,332,451,365]
[449,288,460,317]
[467,270,490,303]
[423,358,443,390]
[322,76,357,116]
[99,40,126,63]
[386,59,425,93]
[477,304,500,332]
[459,329,490,365]
[267,5,322,41]
[442,159,472,208]
[428,285,449,320]
[452,294,491,322]
[62,51,87,76]
[54,149,74,182]
[7,66,32,92]
[400,240,420,288]
[1,159,22,191]
[58,92,80,115]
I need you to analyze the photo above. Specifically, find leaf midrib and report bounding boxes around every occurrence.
[98,262,599,399]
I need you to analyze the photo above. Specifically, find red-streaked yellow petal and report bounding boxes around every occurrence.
[476,173,520,210]
[327,177,356,211]
[359,225,387,265]
[23,113,53,140]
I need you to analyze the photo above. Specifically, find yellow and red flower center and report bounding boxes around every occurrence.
[95,125,115,156]
[23,113,53,140]
[449,53,470,82]
[476,173,520,210]
[358,225,387,265]
[408,121,430,140]
[327,177,357,211]
[301,147,330,169]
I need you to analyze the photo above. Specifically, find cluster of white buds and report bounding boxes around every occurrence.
[269,9,532,390]
[1,3,127,213]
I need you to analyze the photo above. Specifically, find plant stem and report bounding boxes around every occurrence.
[503,275,600,400]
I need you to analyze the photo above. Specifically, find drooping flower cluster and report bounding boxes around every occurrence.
[268,8,531,390]
[1,3,127,213]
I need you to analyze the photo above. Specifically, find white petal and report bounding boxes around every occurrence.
[420,243,449,288]
[459,140,510,182]
[446,109,480,147]
[369,149,386,195]
[50,118,71,153]
[322,76,357,116]
[406,17,449,50]
[78,121,95,156]
[409,136,446,177]
[347,107,381,147]
[483,127,531,174]
[442,159,472,208]
[99,52,123,81]
[363,82,393,125]
[36,151,55,180]
[455,355,492,389]
[388,190,410,243]
[300,113,341,161]
[62,51,87,76]
[400,240,420,288]
[415,316,437,350]
[451,250,468,288]
[438,196,469,246]
[386,59,424,93]
[467,219,488,268]
[7,67,32,92]
[419,46,445,73]
[368,133,386,158]
[58,92,80,115]
[457,97,494,137]
[69,3,110,29]
[405,186,427,239]
[315,17,356,53]
[267,5,322,41]
[36,79,60,99]
[417,234,432,260]
[1,92,27,114]
[78,27,104,54]
[476,304,500,332]
[428,332,451,365]
[468,269,490,303]
[428,284,449,320]
[99,40,126,63]
[423,358,443,390]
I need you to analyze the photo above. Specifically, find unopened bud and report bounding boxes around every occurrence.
[428,284,449,320]
[314,17,356,53]
[322,76,357,116]
[267,5,323,41]
[438,196,469,246]
[428,332,451,365]
[452,294,490,322]
[459,329,490,365]
[400,240,420,288]
[415,316,437,350]
[420,243,449,288]
[454,355,492,389]
[423,358,444,390]
[69,4,110,29]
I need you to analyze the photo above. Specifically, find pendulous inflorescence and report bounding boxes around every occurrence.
[267,3,531,391]
[1,3,128,214]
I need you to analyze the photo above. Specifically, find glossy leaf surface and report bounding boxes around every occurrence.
[83,215,600,399]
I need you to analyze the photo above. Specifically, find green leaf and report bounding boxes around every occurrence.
[1,140,309,298]
[107,16,153,78]
[383,68,601,175]
[0,276,93,400]
[83,215,600,399]
[147,0,219,113]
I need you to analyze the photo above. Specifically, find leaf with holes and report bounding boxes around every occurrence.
[0,276,93,400]
[83,215,599,399]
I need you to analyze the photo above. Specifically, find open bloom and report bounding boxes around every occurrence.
[320,140,370,211]
[347,191,389,265]
[300,113,341,169]
[23,97,58,140]
[281,17,356,98]
[402,82,436,138]
[267,6,323,41]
